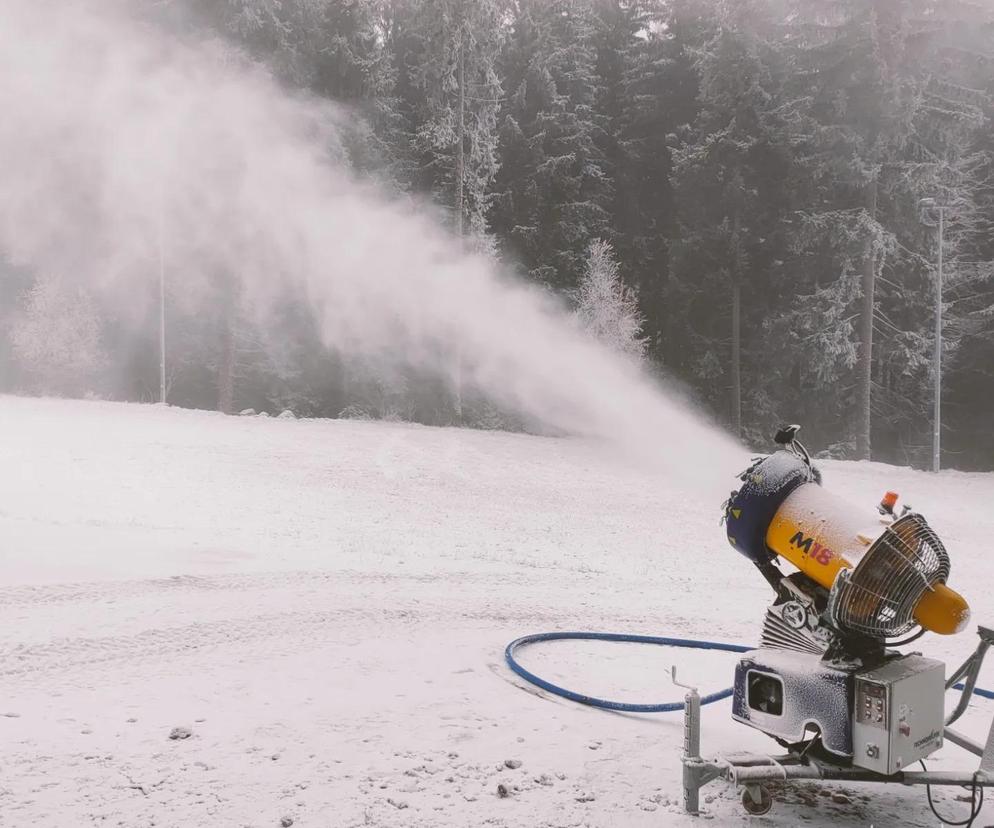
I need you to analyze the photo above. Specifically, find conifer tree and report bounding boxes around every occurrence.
[11,274,107,396]
[780,0,992,460]
[670,1,794,436]
[596,0,685,361]
[777,1,923,457]
[576,239,648,360]
[490,0,613,290]
[390,0,505,239]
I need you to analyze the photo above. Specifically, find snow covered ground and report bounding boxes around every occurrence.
[1,395,992,827]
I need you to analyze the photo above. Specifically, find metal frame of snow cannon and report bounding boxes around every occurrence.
[680,624,994,817]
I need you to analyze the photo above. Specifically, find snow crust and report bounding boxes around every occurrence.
[1,395,991,826]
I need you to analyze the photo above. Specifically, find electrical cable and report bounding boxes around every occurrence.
[887,628,927,647]
[920,761,984,827]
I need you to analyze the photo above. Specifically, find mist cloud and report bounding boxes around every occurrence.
[0,0,738,479]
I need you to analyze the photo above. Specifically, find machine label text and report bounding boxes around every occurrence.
[788,531,835,565]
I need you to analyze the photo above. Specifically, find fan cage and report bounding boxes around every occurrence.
[830,513,950,639]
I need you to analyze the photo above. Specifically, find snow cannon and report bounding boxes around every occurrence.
[678,424,994,818]
[724,426,970,639]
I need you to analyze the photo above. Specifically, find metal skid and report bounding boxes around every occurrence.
[681,626,994,817]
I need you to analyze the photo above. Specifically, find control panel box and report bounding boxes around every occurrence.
[852,654,945,775]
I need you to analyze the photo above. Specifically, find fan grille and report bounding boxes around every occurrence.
[831,514,949,638]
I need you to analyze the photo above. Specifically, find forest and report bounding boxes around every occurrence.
[2,0,993,470]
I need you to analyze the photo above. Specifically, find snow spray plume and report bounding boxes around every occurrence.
[0,0,738,480]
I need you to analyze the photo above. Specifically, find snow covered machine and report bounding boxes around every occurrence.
[679,425,994,818]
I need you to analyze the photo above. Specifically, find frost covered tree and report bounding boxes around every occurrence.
[670,0,794,437]
[780,1,911,459]
[306,0,410,180]
[11,274,107,395]
[389,0,505,240]
[609,0,700,364]
[5,0,992,464]
[575,240,647,360]
[778,0,993,461]
[194,0,313,85]
[490,0,613,290]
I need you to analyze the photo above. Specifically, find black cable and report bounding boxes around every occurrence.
[887,627,927,648]
[920,760,984,827]
[796,732,823,761]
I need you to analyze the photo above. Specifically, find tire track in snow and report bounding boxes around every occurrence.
[0,603,570,680]
[0,569,525,607]
[0,608,384,678]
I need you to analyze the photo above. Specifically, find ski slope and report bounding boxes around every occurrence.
[1,395,991,827]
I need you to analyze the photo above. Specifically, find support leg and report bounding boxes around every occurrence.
[981,708,994,781]
[682,688,702,815]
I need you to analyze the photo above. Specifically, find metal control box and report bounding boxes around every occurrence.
[852,654,945,775]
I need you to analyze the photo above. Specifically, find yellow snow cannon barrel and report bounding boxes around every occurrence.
[725,450,969,639]
[767,482,970,637]
[765,482,867,593]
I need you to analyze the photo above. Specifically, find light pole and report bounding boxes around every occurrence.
[158,189,167,405]
[159,206,166,405]
[918,197,945,473]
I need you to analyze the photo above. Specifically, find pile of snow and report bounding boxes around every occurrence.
[0,396,991,827]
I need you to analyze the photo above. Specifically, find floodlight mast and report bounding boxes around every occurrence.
[918,197,945,473]
[158,199,167,406]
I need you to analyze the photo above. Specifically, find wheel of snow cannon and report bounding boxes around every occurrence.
[741,784,773,816]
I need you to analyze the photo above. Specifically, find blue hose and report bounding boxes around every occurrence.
[955,683,994,700]
[505,631,994,713]
[504,632,751,713]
